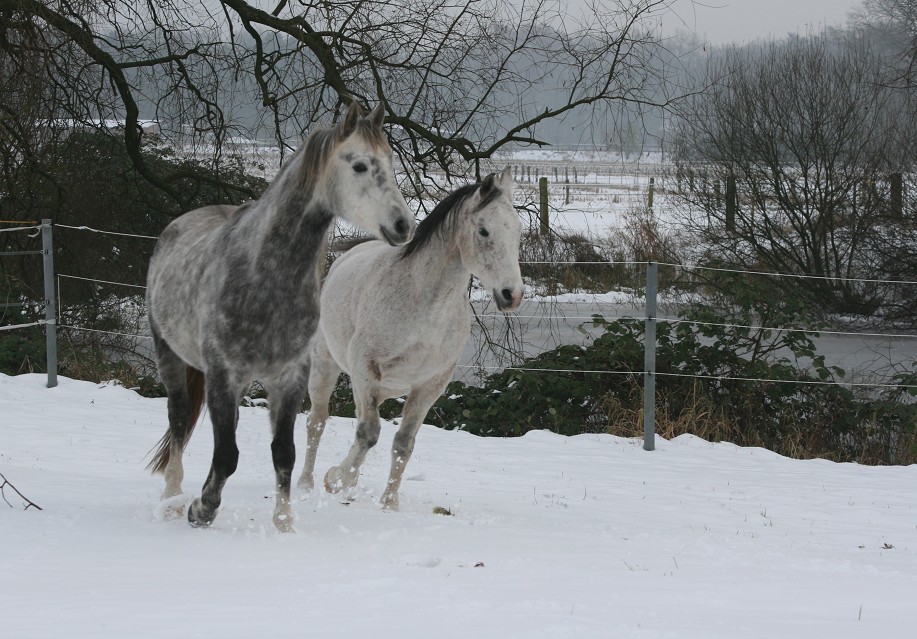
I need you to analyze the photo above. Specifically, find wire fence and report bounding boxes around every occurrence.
[5,220,917,454]
[36,222,917,385]
[0,221,46,329]
[0,220,57,385]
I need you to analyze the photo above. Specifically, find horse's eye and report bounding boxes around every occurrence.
[479,228,489,237]
[353,162,368,173]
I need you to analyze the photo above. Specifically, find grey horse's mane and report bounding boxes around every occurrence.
[400,174,501,259]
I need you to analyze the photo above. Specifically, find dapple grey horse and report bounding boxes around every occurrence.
[298,167,522,509]
[146,102,415,531]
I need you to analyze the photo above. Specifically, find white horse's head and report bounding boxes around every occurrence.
[459,167,523,311]
[324,102,414,246]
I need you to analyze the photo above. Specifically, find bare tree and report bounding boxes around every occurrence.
[0,0,682,206]
[849,0,917,88]
[1,0,690,380]
[671,35,915,320]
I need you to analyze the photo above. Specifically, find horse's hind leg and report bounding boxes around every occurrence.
[149,327,204,509]
[267,370,309,532]
[297,336,341,495]
[380,371,451,511]
[324,365,382,494]
[187,367,244,528]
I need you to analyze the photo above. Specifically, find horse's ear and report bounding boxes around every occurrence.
[369,103,386,129]
[498,165,513,189]
[342,100,364,135]
[480,172,496,195]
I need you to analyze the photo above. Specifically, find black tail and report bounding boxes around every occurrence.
[146,367,206,474]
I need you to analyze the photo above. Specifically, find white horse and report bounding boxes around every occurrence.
[297,167,522,509]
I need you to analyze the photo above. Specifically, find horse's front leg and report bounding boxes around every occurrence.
[297,335,341,496]
[381,371,451,510]
[188,368,243,528]
[325,367,381,494]
[267,374,308,532]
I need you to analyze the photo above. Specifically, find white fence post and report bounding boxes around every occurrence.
[643,261,656,451]
[41,219,57,388]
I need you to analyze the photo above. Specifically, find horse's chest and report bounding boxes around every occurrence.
[215,288,319,366]
[379,322,468,382]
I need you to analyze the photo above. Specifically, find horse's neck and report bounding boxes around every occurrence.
[405,238,468,299]
[241,157,333,285]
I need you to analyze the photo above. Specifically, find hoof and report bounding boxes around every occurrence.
[187,498,217,528]
[297,474,314,498]
[161,502,186,520]
[273,510,295,533]
[324,466,344,494]
[380,491,399,511]
[324,465,359,493]
[154,494,187,522]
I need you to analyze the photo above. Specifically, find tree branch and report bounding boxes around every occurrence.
[0,472,43,511]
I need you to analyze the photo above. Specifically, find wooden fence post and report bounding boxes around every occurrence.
[564,167,570,205]
[725,174,737,233]
[647,177,655,211]
[890,172,903,218]
[539,177,550,236]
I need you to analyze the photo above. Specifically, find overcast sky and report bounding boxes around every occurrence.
[661,0,864,44]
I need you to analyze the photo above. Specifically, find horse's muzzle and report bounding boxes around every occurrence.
[494,287,522,312]
[380,217,414,246]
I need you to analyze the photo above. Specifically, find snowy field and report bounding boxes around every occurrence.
[240,144,666,240]
[2,373,915,638]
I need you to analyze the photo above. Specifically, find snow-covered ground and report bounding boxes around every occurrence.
[2,373,915,638]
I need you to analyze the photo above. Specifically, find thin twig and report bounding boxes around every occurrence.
[0,472,43,511]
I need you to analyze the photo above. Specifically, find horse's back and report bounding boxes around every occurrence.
[327,238,389,273]
[322,238,396,310]
[153,204,239,252]
[318,239,469,391]
[147,204,243,367]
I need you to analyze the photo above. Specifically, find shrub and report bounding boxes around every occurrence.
[0,318,45,375]
[519,230,622,295]
[426,311,916,466]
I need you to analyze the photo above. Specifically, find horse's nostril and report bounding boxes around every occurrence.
[501,288,513,302]
[394,219,408,236]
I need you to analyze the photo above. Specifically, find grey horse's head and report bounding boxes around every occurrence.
[309,102,415,246]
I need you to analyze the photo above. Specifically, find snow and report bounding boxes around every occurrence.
[1,372,915,638]
[494,149,665,165]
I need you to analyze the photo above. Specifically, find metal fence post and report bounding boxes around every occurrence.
[41,219,57,388]
[643,261,656,451]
